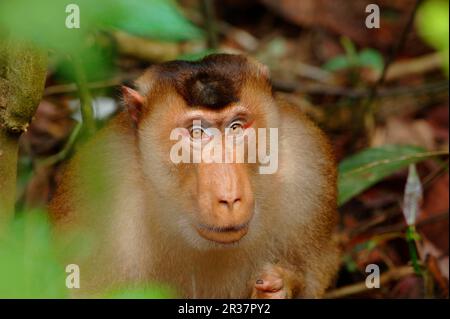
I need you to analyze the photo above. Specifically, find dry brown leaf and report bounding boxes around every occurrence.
[260,0,424,52]
[419,174,449,253]
[371,117,436,150]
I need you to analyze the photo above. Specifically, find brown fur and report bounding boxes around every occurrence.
[50,54,340,298]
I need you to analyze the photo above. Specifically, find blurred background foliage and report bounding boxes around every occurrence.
[0,0,448,298]
[0,0,203,82]
[416,0,449,75]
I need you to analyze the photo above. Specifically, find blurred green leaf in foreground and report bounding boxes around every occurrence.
[0,0,202,82]
[0,211,174,298]
[0,211,67,298]
[0,0,201,52]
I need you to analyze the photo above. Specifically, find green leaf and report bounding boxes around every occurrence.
[0,0,201,47]
[342,254,358,273]
[323,37,356,71]
[112,0,203,41]
[323,36,383,72]
[358,48,384,72]
[341,37,357,58]
[416,0,449,76]
[416,0,449,51]
[338,145,448,206]
[0,0,202,82]
[323,48,384,72]
[0,211,68,298]
[323,55,352,71]
[0,0,87,54]
[55,43,116,82]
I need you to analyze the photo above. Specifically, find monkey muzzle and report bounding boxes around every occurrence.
[195,161,255,244]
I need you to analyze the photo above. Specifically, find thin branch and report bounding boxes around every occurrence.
[272,80,449,99]
[373,210,449,235]
[44,72,140,96]
[37,122,82,167]
[71,56,96,137]
[361,0,424,139]
[200,0,219,49]
[324,266,415,298]
[368,52,444,82]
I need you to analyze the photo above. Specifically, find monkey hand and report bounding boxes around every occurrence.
[250,263,303,299]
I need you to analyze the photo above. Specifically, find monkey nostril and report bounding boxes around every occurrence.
[218,200,227,205]
[218,198,241,210]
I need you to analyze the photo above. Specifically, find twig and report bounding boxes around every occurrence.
[272,79,449,99]
[361,0,424,140]
[368,52,445,82]
[44,75,448,99]
[373,210,449,235]
[324,266,415,298]
[71,56,96,137]
[37,122,82,167]
[44,72,140,96]
[200,0,219,49]
[341,210,448,248]
[348,205,401,237]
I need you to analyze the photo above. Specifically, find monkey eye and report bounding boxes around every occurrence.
[228,121,245,136]
[189,125,208,140]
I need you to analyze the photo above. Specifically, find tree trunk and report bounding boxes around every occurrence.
[0,39,47,230]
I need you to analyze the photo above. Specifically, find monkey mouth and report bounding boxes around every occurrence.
[196,221,250,244]
[199,221,249,233]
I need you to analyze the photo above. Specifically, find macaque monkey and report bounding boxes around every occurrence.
[50,54,340,298]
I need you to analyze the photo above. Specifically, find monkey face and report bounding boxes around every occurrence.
[137,100,263,247]
[174,106,257,245]
[122,54,277,247]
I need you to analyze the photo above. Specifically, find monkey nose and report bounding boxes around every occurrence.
[218,197,241,211]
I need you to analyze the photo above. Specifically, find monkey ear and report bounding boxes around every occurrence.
[121,86,145,123]
[256,62,270,79]
[247,57,270,80]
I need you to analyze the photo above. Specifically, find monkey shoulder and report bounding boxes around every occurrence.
[49,112,139,225]
[275,99,337,221]
[276,100,335,169]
